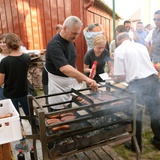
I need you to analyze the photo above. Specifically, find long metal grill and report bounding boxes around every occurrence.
[26,84,141,160]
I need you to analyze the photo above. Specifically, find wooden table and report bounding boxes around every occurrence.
[56,145,124,160]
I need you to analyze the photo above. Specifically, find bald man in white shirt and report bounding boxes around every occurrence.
[114,32,160,152]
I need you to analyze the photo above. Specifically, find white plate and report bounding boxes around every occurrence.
[99,73,112,80]
[23,50,41,55]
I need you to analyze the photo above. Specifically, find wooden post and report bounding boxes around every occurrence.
[0,143,14,160]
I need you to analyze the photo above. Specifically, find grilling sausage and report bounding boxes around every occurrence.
[76,96,83,101]
[48,112,74,119]
[61,116,76,122]
[81,99,90,105]
[48,115,60,119]
[52,125,70,132]
[60,112,74,118]
[46,118,61,125]
[0,112,12,119]
[76,96,90,105]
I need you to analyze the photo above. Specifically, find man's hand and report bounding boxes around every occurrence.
[130,26,135,32]
[86,78,98,91]
[112,75,125,84]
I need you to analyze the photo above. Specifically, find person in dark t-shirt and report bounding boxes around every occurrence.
[0,33,31,151]
[45,16,98,110]
[84,35,113,83]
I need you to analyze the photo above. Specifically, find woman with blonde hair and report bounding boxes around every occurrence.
[84,34,113,83]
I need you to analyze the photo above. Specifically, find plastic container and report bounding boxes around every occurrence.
[17,150,25,160]
[89,61,97,79]
[0,99,22,145]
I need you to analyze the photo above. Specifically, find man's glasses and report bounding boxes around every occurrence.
[153,18,160,21]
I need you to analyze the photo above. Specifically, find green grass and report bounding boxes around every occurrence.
[35,88,44,96]
[114,129,160,160]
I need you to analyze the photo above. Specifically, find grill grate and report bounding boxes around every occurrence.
[26,84,142,159]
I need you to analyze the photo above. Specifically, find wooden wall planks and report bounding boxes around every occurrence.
[0,0,118,72]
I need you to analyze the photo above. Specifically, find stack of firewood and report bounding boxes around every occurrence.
[28,65,43,90]
[27,50,46,90]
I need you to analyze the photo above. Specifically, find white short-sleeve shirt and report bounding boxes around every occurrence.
[114,40,157,83]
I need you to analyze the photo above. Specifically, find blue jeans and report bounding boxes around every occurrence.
[0,87,6,100]
[11,95,29,116]
[11,95,30,142]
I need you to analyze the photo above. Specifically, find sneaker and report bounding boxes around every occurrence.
[124,142,142,152]
[15,140,29,151]
[124,142,136,152]
[151,138,160,150]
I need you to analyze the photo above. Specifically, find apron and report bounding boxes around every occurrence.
[47,71,83,109]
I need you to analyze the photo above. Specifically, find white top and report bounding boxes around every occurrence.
[128,30,134,41]
[0,53,6,88]
[114,40,157,83]
[109,40,116,53]
[145,28,154,44]
[0,54,5,61]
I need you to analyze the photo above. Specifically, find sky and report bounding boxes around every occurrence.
[104,0,142,19]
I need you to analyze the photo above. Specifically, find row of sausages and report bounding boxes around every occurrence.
[76,96,90,105]
[46,112,75,132]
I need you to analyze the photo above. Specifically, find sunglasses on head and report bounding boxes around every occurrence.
[153,18,160,21]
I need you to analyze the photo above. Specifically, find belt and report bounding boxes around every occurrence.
[129,74,157,85]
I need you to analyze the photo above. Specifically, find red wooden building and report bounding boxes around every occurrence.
[0,0,120,72]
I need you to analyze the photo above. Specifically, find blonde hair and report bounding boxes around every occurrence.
[94,35,106,46]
